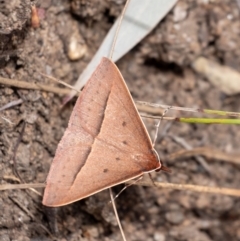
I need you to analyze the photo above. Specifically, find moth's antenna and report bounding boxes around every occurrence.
[109,0,131,60]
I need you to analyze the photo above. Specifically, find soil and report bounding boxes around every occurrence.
[1,0,240,241]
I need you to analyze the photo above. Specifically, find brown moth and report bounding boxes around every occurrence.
[43,57,161,207]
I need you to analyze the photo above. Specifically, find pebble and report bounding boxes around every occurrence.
[165,210,184,225]
[154,232,166,241]
[83,225,100,238]
[173,2,188,22]
[4,88,14,95]
[67,29,87,61]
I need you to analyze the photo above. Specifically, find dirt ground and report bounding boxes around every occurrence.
[1,0,240,240]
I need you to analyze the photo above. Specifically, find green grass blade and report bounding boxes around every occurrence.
[203,109,240,118]
[176,118,240,125]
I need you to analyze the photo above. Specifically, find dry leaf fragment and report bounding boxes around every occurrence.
[192,57,240,95]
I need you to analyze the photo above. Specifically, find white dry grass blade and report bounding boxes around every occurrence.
[69,0,178,99]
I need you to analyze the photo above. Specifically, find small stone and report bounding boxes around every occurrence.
[165,210,184,225]
[4,88,13,95]
[101,204,118,226]
[67,30,87,61]
[17,144,30,167]
[45,65,52,75]
[25,112,38,124]
[83,225,100,239]
[154,232,165,241]
[173,2,188,22]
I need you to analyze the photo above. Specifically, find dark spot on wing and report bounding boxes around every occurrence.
[122,121,126,127]
[103,168,108,173]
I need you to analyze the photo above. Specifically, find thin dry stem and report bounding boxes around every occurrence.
[109,3,131,240]
[11,121,26,182]
[136,102,163,115]
[2,181,240,197]
[9,196,35,220]
[0,181,240,197]
[0,76,73,95]
[109,188,127,241]
[1,116,14,124]
[168,135,212,174]
[137,101,201,114]
[167,147,240,165]
[132,180,240,197]
[39,72,81,93]
[0,99,23,112]
[0,183,45,191]
[109,0,131,60]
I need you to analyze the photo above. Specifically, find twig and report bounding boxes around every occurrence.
[138,101,200,115]
[1,115,14,124]
[0,76,72,95]
[38,72,80,93]
[131,180,240,197]
[10,121,26,182]
[33,223,55,240]
[2,180,240,197]
[137,101,240,118]
[0,99,23,112]
[0,183,45,191]
[9,194,54,239]
[3,175,42,196]
[109,188,127,241]
[9,196,35,220]
[3,175,20,182]
[109,0,130,60]
[136,102,163,115]
[168,135,212,174]
[167,147,240,165]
